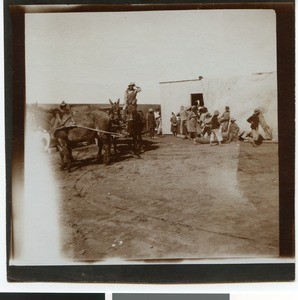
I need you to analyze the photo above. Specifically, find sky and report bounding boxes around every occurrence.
[25,9,276,104]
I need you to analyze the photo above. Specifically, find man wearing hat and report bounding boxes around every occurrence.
[60,101,66,107]
[124,82,142,121]
[57,101,74,127]
[247,108,261,146]
[59,101,71,116]
[228,117,240,142]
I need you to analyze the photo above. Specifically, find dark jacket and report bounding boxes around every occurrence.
[247,114,259,130]
[211,116,221,130]
[148,112,156,129]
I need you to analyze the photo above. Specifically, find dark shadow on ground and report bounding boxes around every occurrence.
[110,138,160,164]
[58,138,161,169]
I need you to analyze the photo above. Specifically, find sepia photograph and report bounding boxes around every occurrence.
[6,2,295,282]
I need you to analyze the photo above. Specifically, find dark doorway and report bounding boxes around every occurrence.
[191,93,204,106]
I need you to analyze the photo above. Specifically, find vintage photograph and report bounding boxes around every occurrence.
[10,7,281,265]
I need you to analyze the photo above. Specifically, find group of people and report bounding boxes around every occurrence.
[170,104,264,147]
[58,82,266,147]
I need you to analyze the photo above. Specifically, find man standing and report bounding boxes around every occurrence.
[170,112,178,137]
[186,106,198,140]
[220,106,230,132]
[210,110,223,146]
[124,82,142,121]
[147,108,156,139]
[178,105,188,135]
[247,108,261,147]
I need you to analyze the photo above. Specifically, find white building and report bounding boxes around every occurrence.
[159,73,278,140]
[160,79,204,135]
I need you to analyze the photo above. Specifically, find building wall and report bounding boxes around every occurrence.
[160,73,278,140]
[201,73,278,139]
[160,80,203,134]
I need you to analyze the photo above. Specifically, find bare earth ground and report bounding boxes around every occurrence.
[50,136,279,262]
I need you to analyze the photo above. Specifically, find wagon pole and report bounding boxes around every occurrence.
[70,125,126,138]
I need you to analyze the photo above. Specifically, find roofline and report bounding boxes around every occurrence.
[159,79,202,84]
[159,72,276,84]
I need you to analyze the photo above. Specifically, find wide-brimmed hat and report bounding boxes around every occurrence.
[128,82,135,86]
[60,101,67,107]
[213,110,220,115]
[230,117,236,122]
[205,112,211,117]
[148,108,154,112]
[254,108,260,114]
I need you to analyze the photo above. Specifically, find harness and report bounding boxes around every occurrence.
[54,111,125,138]
[54,124,125,138]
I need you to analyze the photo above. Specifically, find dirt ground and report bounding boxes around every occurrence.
[50,135,279,262]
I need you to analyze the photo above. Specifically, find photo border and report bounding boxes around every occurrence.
[5,0,295,283]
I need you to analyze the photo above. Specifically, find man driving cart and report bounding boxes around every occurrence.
[123,82,142,122]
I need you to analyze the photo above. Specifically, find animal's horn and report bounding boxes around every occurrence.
[109,99,113,105]
[117,98,120,104]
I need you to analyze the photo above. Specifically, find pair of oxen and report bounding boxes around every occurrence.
[28,100,145,172]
